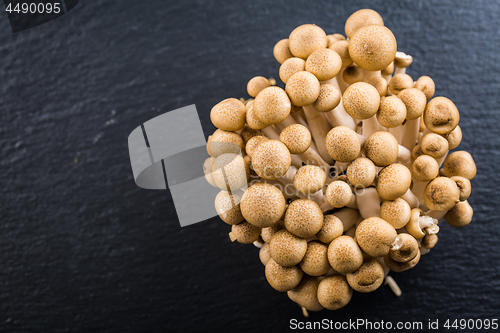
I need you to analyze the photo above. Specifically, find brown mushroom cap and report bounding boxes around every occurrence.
[287,276,324,311]
[368,76,388,97]
[376,163,412,200]
[348,25,397,71]
[384,248,421,272]
[445,200,473,227]
[240,183,286,228]
[240,125,262,145]
[270,229,308,267]
[261,219,284,243]
[313,84,341,112]
[346,256,385,293]
[229,221,261,244]
[327,235,364,273]
[397,88,427,120]
[414,76,435,100]
[347,157,377,187]
[412,155,440,182]
[421,234,438,249]
[289,24,328,59]
[325,126,361,162]
[259,243,271,265]
[208,129,244,157]
[211,98,247,131]
[450,176,472,201]
[316,215,344,243]
[279,124,311,154]
[279,57,306,84]
[247,76,270,98]
[285,71,321,106]
[329,40,353,68]
[342,65,364,85]
[273,39,293,64]
[443,151,477,180]
[420,133,449,159]
[423,177,460,211]
[254,86,292,125]
[343,82,381,119]
[364,131,399,167]
[293,165,327,195]
[212,153,248,191]
[215,190,244,225]
[317,275,353,310]
[325,180,353,208]
[305,48,342,81]
[389,233,419,263]
[344,9,384,39]
[443,125,462,150]
[376,96,407,128]
[285,199,324,238]
[246,101,268,130]
[423,97,460,134]
[380,198,411,229]
[245,135,268,158]
[300,241,331,276]
[252,140,292,180]
[412,144,425,160]
[265,258,303,292]
[355,217,397,257]
[381,61,394,75]
[389,73,414,95]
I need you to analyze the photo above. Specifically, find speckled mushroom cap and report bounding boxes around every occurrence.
[245,135,268,158]
[380,198,411,229]
[346,157,377,188]
[423,177,460,211]
[210,98,247,131]
[246,101,268,130]
[293,165,327,195]
[254,86,292,125]
[313,84,341,112]
[279,57,306,84]
[300,241,331,276]
[389,233,419,263]
[443,125,462,150]
[344,9,384,38]
[240,183,286,228]
[346,256,385,293]
[348,25,397,71]
[247,76,270,98]
[376,163,412,200]
[397,88,427,120]
[287,276,324,311]
[364,131,399,167]
[261,219,284,243]
[450,176,471,201]
[316,215,344,243]
[270,229,308,267]
[376,96,407,128]
[252,140,291,180]
[420,133,449,159]
[325,126,361,162]
[328,40,353,68]
[265,258,303,292]
[421,234,438,249]
[229,222,261,244]
[327,236,363,273]
[342,65,364,85]
[368,76,388,97]
[423,97,460,134]
[445,200,473,228]
[208,129,244,157]
[381,61,394,75]
[414,76,436,100]
[305,48,342,81]
[285,71,321,106]
[279,124,311,154]
[325,180,353,208]
[355,217,398,257]
[240,125,262,145]
[288,24,328,59]
[389,73,414,95]
[285,199,324,238]
[343,82,381,119]
[384,248,421,272]
[212,153,248,191]
[442,151,477,180]
[273,39,293,64]
[215,190,244,225]
[317,275,353,311]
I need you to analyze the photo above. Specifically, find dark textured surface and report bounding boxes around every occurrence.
[0,1,499,332]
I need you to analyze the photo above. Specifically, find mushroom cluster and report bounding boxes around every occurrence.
[205,9,476,316]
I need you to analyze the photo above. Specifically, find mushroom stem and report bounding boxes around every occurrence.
[361,115,381,138]
[396,145,412,169]
[336,69,350,93]
[401,189,419,209]
[321,77,356,130]
[299,148,331,171]
[356,187,382,219]
[362,70,382,83]
[293,109,310,129]
[401,118,420,151]
[301,307,309,318]
[302,105,335,164]
[384,276,402,297]
[333,207,360,232]
[388,126,404,144]
[276,114,298,131]
[412,180,429,210]
[425,209,447,222]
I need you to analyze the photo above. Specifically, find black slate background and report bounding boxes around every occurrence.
[0,1,499,332]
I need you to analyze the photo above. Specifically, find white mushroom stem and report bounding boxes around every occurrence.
[322,77,356,130]
[276,114,298,131]
[377,257,391,277]
[356,187,381,219]
[401,118,421,151]
[436,152,448,168]
[333,207,360,232]
[394,52,413,75]
[383,74,392,84]
[336,69,350,94]
[361,115,381,138]
[344,226,356,238]
[425,209,447,222]
[346,192,358,209]
[401,189,419,209]
[412,180,429,210]
[293,109,310,129]
[384,276,402,296]
[362,70,382,83]
[298,148,331,170]
[388,126,404,144]
[420,247,431,255]
[417,215,439,235]
[302,105,334,164]
[396,145,412,169]
[332,161,350,177]
[253,240,264,248]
